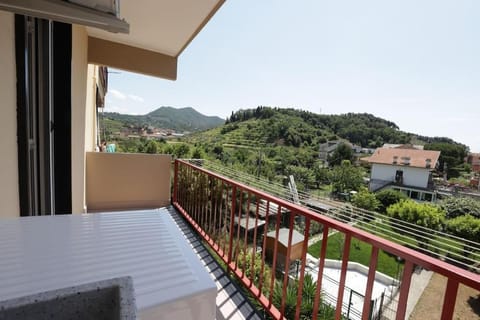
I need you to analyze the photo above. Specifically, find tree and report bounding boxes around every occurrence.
[191,147,204,159]
[312,161,329,188]
[212,145,224,160]
[286,165,315,191]
[439,197,480,219]
[445,215,480,257]
[386,200,445,248]
[352,189,380,211]
[144,140,158,154]
[173,143,190,158]
[424,142,468,178]
[329,160,364,194]
[375,189,407,213]
[328,142,354,167]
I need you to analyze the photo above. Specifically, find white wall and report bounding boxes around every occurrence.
[371,164,430,188]
[0,12,20,217]
[71,25,89,214]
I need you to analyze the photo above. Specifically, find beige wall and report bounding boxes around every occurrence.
[71,25,89,214]
[0,12,20,218]
[86,153,172,212]
[85,64,98,153]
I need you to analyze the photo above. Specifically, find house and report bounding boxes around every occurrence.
[383,143,424,150]
[319,140,352,161]
[466,152,480,173]
[366,147,441,201]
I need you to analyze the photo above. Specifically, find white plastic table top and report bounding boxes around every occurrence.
[0,208,216,319]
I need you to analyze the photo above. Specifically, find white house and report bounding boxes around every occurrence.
[366,147,441,201]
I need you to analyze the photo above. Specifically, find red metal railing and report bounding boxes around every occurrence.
[172,159,480,320]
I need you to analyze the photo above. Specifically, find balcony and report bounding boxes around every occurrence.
[172,159,480,320]
[1,154,478,320]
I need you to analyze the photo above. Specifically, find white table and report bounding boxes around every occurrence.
[0,208,216,319]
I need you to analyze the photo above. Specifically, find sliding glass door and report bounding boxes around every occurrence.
[15,15,71,216]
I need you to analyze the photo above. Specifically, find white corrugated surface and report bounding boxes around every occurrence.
[0,208,216,319]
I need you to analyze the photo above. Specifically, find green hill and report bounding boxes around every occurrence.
[109,106,467,185]
[103,106,224,132]
[189,106,466,148]
[183,106,468,182]
[188,106,460,148]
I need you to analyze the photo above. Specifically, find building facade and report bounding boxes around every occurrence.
[0,1,225,218]
[367,147,441,201]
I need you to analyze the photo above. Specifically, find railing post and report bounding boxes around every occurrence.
[335,233,352,319]
[227,186,237,264]
[441,278,459,320]
[396,260,414,320]
[362,246,379,320]
[173,159,179,204]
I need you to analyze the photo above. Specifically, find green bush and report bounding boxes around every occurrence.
[375,189,407,213]
[445,215,480,257]
[439,197,480,219]
[352,189,380,212]
[386,200,445,249]
[386,200,445,230]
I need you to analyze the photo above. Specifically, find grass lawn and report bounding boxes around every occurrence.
[357,220,480,264]
[308,232,404,278]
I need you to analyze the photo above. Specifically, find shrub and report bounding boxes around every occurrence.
[375,189,407,213]
[352,189,380,212]
[445,215,480,257]
[386,200,445,248]
[439,197,480,219]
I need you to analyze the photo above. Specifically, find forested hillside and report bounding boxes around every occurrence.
[103,106,224,132]
[111,106,468,188]
[176,107,466,188]
[194,106,465,149]
[223,107,410,148]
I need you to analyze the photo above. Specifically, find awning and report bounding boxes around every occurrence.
[0,0,129,33]
[87,0,225,79]
[0,0,225,80]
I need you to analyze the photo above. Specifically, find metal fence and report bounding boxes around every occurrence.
[172,159,480,320]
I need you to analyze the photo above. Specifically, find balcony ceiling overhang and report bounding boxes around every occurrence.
[87,0,225,80]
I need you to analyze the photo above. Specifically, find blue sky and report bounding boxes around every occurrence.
[105,0,479,152]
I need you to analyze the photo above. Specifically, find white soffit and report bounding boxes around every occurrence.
[87,0,224,58]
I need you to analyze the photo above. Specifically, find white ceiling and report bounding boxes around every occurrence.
[87,0,223,58]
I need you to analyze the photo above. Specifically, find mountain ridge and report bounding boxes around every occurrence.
[103,106,224,132]
[189,106,467,149]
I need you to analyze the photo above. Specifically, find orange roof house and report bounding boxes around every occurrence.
[366,147,441,201]
[367,148,441,169]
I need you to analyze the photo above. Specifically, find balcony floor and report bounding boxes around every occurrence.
[165,206,263,320]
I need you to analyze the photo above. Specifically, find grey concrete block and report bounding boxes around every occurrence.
[0,276,136,320]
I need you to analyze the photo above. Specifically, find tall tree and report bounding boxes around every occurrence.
[328,142,354,167]
[329,160,364,194]
[424,142,468,178]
